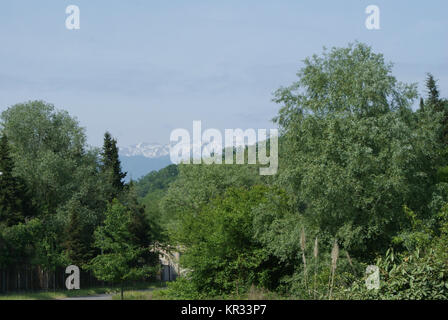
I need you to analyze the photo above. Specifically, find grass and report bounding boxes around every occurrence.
[0,282,280,301]
[112,290,156,300]
[112,282,167,300]
[0,282,165,300]
[222,285,286,300]
[0,287,113,300]
[149,283,286,300]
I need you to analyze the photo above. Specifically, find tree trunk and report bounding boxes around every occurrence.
[121,281,124,300]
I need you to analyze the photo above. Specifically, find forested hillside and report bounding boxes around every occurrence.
[134,164,179,238]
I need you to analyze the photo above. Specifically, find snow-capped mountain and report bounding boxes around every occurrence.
[119,143,170,159]
[119,143,172,180]
[118,138,262,180]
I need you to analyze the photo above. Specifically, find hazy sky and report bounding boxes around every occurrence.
[0,0,447,147]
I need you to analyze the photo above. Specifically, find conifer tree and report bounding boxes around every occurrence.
[125,182,160,268]
[88,200,155,299]
[63,201,93,267]
[101,132,127,201]
[424,74,448,144]
[0,134,33,226]
[419,97,425,112]
[426,73,441,111]
[127,181,160,247]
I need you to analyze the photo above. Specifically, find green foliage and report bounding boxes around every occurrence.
[422,73,448,145]
[437,166,448,183]
[0,219,38,267]
[1,101,90,213]
[152,277,209,300]
[88,200,157,284]
[281,252,360,300]
[101,132,127,201]
[136,164,178,198]
[0,101,111,273]
[0,101,161,292]
[135,164,179,232]
[340,206,448,300]
[343,248,448,300]
[158,43,448,300]
[160,162,263,232]
[125,183,162,267]
[0,134,34,226]
[425,73,442,112]
[170,186,282,296]
[392,205,433,252]
[273,42,416,124]
[2,43,448,300]
[62,199,96,267]
[272,43,443,259]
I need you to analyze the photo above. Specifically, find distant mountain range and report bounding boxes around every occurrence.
[119,143,172,181]
[119,142,170,158]
[119,137,260,181]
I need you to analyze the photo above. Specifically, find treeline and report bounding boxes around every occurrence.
[0,102,160,295]
[138,43,448,300]
[1,42,448,300]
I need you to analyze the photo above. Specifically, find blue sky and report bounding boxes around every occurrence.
[0,0,447,147]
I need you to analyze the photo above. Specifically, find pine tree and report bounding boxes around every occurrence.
[0,134,33,226]
[125,182,160,268]
[101,132,127,201]
[424,74,448,144]
[126,182,153,247]
[426,73,441,111]
[419,97,425,112]
[63,201,93,267]
[88,200,155,299]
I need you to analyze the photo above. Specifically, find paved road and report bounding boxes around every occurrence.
[60,288,160,300]
[61,293,112,300]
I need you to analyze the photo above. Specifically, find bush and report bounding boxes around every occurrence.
[152,277,208,300]
[340,209,448,300]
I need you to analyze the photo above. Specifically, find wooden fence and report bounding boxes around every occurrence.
[0,265,103,293]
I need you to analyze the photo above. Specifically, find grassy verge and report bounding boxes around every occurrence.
[0,287,113,300]
[112,290,155,300]
[111,282,167,300]
[0,282,165,300]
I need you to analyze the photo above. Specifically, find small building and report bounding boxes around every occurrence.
[159,251,179,282]
[154,245,187,282]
